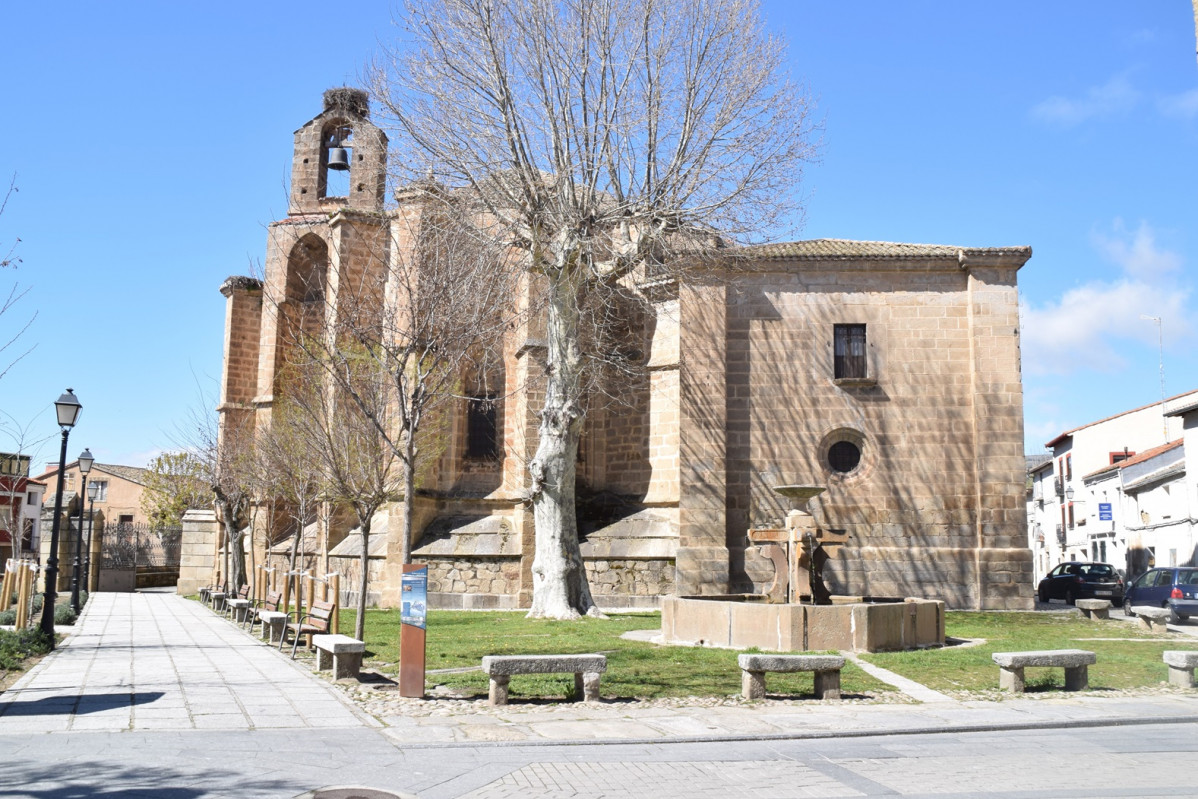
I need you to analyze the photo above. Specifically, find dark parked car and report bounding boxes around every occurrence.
[1037,561,1124,605]
[1123,567,1198,622]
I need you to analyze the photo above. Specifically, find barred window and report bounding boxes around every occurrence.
[833,324,867,379]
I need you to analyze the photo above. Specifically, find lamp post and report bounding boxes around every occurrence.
[70,448,94,614]
[41,389,82,641]
[84,479,99,596]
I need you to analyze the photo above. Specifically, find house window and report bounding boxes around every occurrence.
[92,481,108,502]
[26,492,35,506]
[1065,454,1072,480]
[1110,450,1135,465]
[119,514,133,525]
[465,396,499,459]
[833,324,867,379]
[1067,503,1074,529]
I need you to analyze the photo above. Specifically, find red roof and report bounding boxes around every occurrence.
[1081,439,1183,480]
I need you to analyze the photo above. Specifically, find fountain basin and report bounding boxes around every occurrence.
[660,595,945,653]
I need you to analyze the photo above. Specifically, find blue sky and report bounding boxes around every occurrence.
[0,1,1195,470]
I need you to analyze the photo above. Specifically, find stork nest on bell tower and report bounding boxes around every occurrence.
[323,87,370,119]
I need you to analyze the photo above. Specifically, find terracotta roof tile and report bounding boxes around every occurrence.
[732,238,1031,261]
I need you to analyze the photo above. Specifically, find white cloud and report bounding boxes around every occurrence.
[1091,219,1181,281]
[1020,221,1192,376]
[1158,88,1198,119]
[1030,75,1140,127]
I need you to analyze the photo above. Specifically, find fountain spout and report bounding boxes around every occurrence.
[771,484,831,605]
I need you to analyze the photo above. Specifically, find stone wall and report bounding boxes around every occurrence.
[422,556,522,609]
[585,558,675,607]
[176,509,219,596]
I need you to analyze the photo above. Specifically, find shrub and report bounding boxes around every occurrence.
[0,627,53,670]
[54,604,77,626]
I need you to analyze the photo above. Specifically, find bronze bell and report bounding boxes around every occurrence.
[327,147,350,171]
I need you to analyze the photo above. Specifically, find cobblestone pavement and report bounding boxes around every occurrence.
[0,592,371,733]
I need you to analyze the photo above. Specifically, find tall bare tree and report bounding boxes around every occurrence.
[0,410,51,561]
[255,392,327,574]
[262,187,520,577]
[326,199,520,567]
[181,398,257,590]
[371,0,817,618]
[279,357,403,641]
[0,175,35,385]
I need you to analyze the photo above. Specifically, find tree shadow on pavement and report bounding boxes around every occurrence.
[0,691,165,717]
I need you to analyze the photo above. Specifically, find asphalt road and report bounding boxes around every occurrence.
[2,720,1196,798]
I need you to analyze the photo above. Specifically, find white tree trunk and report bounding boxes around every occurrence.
[527,267,601,619]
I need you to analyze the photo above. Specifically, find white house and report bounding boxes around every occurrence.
[1081,440,1190,577]
[1030,388,1198,582]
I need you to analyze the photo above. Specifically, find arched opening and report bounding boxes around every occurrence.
[275,234,329,390]
[319,122,353,200]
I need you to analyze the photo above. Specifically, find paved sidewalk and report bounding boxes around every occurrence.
[4,593,1198,797]
[4,591,1198,746]
[0,592,372,733]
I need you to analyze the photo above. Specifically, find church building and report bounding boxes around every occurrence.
[213,89,1033,611]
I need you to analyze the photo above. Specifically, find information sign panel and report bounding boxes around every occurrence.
[401,566,428,629]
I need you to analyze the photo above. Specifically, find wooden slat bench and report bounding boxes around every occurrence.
[738,654,845,700]
[991,649,1096,692]
[480,654,607,705]
[248,591,285,640]
[313,634,366,680]
[280,600,336,658]
[1132,606,1171,633]
[1162,651,1198,688]
[1075,599,1111,620]
[224,585,251,622]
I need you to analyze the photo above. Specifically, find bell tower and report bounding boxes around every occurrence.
[289,87,387,215]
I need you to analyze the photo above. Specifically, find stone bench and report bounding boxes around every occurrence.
[256,610,288,644]
[225,598,251,623]
[1132,606,1171,633]
[313,634,366,680]
[738,654,845,700]
[1075,599,1110,620]
[480,654,607,705]
[1163,651,1198,688]
[992,649,1096,693]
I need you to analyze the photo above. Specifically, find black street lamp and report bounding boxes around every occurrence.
[84,478,99,596]
[70,448,94,614]
[41,389,82,642]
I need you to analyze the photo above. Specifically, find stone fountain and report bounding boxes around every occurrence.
[660,483,945,653]
[748,485,841,605]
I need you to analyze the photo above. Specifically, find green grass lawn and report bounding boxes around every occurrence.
[276,604,1198,700]
[338,608,893,700]
[863,611,1198,693]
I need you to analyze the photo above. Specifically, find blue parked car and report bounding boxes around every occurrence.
[1122,567,1198,623]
